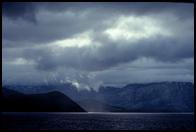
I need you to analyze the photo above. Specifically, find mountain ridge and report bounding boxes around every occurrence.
[2,81,194,112]
[2,88,86,112]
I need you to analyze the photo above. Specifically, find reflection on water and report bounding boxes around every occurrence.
[2,112,194,130]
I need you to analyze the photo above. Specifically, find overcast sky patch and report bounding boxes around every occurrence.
[2,2,194,90]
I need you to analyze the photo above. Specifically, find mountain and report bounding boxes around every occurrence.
[98,82,194,112]
[72,82,194,112]
[2,88,85,112]
[3,82,194,112]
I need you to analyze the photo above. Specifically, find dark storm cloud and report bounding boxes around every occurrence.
[2,2,194,86]
[3,2,193,19]
[2,2,37,22]
[2,6,109,46]
[2,2,193,47]
[22,34,193,72]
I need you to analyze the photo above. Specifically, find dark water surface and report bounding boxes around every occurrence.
[2,112,194,130]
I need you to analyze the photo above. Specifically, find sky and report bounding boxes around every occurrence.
[2,2,194,90]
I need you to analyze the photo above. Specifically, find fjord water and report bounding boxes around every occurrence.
[2,112,194,130]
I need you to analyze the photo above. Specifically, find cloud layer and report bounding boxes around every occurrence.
[2,2,194,89]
